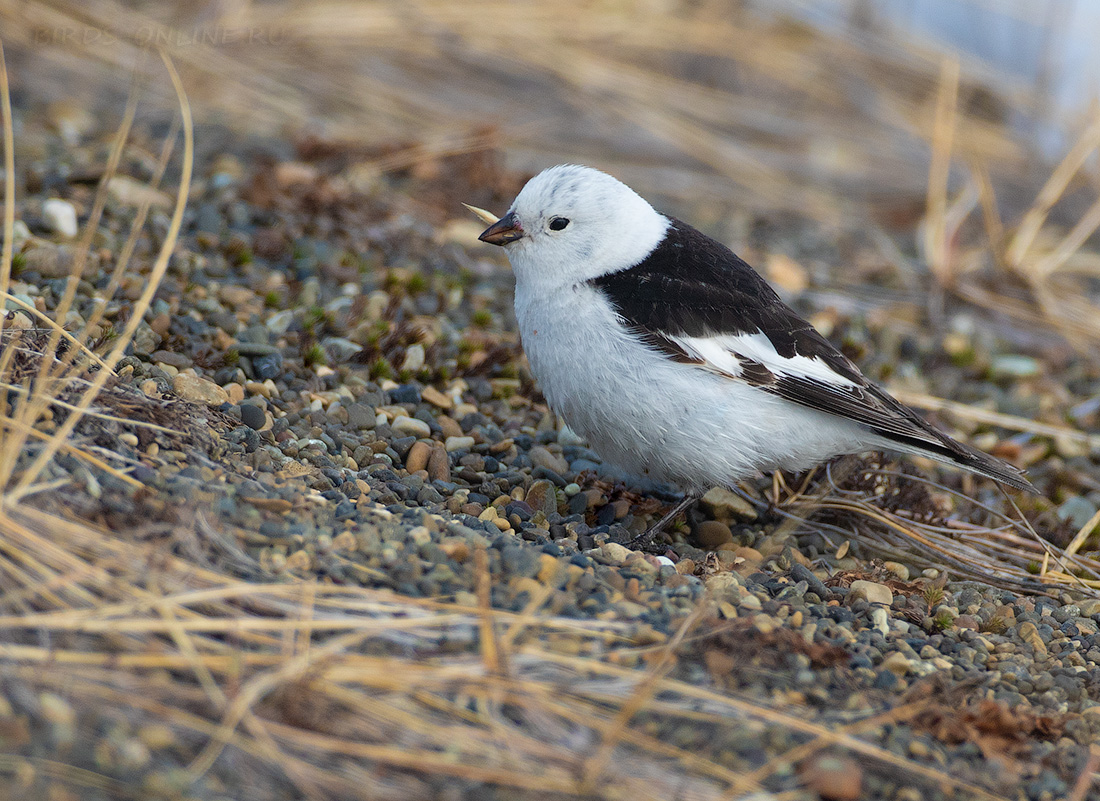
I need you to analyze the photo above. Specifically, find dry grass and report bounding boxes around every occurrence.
[2,3,1100,799]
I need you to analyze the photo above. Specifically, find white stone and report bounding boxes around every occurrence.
[42,198,78,238]
[871,606,889,635]
[391,416,431,438]
[401,344,425,372]
[445,435,475,452]
[849,580,893,606]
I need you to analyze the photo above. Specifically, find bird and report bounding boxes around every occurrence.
[475,164,1033,540]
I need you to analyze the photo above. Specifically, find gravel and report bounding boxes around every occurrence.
[4,119,1100,800]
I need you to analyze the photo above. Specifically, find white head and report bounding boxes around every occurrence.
[478,165,669,288]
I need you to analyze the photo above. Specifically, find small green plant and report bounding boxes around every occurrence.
[304,306,329,334]
[471,309,492,328]
[304,343,327,367]
[1026,561,1042,575]
[264,290,281,308]
[383,270,403,292]
[405,272,428,294]
[10,251,26,275]
[370,357,393,381]
[981,615,1008,635]
[932,610,955,631]
[949,347,977,368]
[923,585,945,607]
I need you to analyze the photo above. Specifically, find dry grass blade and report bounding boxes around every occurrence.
[462,203,499,224]
[924,56,960,286]
[1006,112,1100,271]
[8,48,192,500]
[0,39,13,347]
[889,388,1100,450]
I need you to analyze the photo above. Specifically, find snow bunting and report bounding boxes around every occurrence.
[477,165,1032,534]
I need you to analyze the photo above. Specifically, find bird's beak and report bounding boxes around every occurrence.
[478,211,525,246]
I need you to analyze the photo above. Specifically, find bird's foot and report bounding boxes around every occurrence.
[626,492,701,549]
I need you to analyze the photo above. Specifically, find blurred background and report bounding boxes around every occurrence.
[2,0,1097,207]
[2,0,1100,348]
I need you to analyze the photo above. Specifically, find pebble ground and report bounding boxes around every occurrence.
[4,117,1100,800]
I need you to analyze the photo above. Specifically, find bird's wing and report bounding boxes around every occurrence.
[590,218,1033,491]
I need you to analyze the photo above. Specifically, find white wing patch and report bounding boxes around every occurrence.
[672,331,859,388]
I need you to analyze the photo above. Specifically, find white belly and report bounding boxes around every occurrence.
[514,282,874,491]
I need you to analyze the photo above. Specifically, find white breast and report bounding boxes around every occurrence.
[513,282,876,491]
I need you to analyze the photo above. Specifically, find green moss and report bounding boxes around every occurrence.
[370,357,393,381]
[949,347,977,368]
[922,585,944,607]
[304,306,330,334]
[405,272,428,294]
[264,290,281,308]
[304,343,327,367]
[471,309,493,328]
[932,610,955,631]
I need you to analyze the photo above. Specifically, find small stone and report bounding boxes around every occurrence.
[989,354,1041,379]
[21,241,74,278]
[882,561,910,581]
[537,554,560,583]
[1058,496,1098,530]
[401,344,425,373]
[765,252,809,295]
[1018,621,1048,655]
[870,606,889,635]
[799,756,862,801]
[738,594,762,611]
[427,442,451,483]
[694,520,733,549]
[421,385,452,409]
[391,416,431,438]
[172,373,229,406]
[881,651,912,676]
[239,404,266,430]
[107,176,173,208]
[406,441,431,473]
[849,580,892,606]
[525,479,559,518]
[701,486,757,522]
[445,435,475,452]
[437,415,464,438]
[39,691,76,725]
[529,445,569,475]
[42,198,78,238]
[600,543,632,563]
[733,546,763,568]
[347,402,376,429]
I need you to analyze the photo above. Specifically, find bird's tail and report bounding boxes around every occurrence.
[894,434,1035,493]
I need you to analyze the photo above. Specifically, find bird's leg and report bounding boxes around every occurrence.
[627,491,701,548]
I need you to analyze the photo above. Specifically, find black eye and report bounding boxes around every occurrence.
[548,217,570,231]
